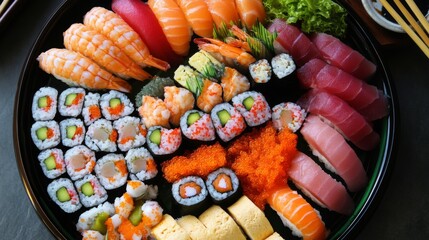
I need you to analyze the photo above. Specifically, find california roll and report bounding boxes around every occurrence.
[75,174,108,208]
[58,87,85,117]
[232,91,271,127]
[146,126,182,156]
[211,103,246,142]
[31,120,60,150]
[32,86,57,121]
[100,90,134,120]
[180,109,215,142]
[272,102,307,132]
[38,148,65,179]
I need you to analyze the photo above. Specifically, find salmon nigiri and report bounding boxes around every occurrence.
[83,7,170,71]
[268,186,327,240]
[37,48,131,93]
[235,0,266,28]
[176,0,214,38]
[148,0,192,56]
[205,0,240,28]
[63,23,151,81]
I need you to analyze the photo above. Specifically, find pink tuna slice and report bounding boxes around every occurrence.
[297,59,389,121]
[300,115,368,192]
[297,89,379,151]
[268,19,321,66]
[288,151,354,215]
[312,33,376,80]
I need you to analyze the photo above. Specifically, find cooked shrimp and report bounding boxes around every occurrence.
[235,0,266,27]
[205,0,240,27]
[229,25,270,58]
[83,7,170,71]
[148,0,193,56]
[37,48,131,93]
[197,79,223,113]
[176,0,214,38]
[194,38,256,68]
[64,23,151,81]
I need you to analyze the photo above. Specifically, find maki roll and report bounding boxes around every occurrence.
[113,116,147,152]
[232,91,271,127]
[271,53,296,79]
[60,118,85,147]
[172,176,210,216]
[58,87,85,117]
[164,86,195,127]
[126,180,158,200]
[100,90,134,120]
[146,126,182,156]
[141,200,164,227]
[206,168,241,207]
[211,103,246,142]
[47,178,82,213]
[249,59,272,83]
[272,102,307,132]
[114,193,134,218]
[125,147,158,181]
[82,92,102,126]
[180,110,215,142]
[85,119,117,152]
[138,95,171,129]
[76,202,115,235]
[31,120,60,150]
[38,148,65,179]
[95,153,128,190]
[64,145,96,181]
[32,87,57,121]
[74,174,108,208]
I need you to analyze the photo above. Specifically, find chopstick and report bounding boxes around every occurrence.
[379,0,429,59]
[0,0,11,16]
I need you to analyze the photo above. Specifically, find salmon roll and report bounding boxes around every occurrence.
[31,120,60,150]
[81,92,102,126]
[164,86,195,127]
[100,90,134,121]
[206,167,241,206]
[76,202,115,235]
[232,91,271,127]
[47,178,82,213]
[60,118,85,147]
[58,87,86,117]
[113,116,147,152]
[180,109,216,142]
[272,102,307,132]
[85,119,117,152]
[125,147,158,181]
[38,148,65,179]
[138,95,171,129]
[32,87,57,121]
[74,174,108,208]
[211,103,246,142]
[95,153,128,190]
[172,176,210,216]
[146,126,182,156]
[64,145,96,181]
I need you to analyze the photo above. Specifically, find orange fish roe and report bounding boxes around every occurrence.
[109,103,125,116]
[118,218,149,240]
[162,143,227,183]
[88,105,101,120]
[110,130,118,142]
[228,123,298,209]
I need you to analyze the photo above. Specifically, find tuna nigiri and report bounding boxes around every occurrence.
[176,0,214,38]
[288,151,355,215]
[298,59,389,121]
[148,0,193,56]
[268,186,327,240]
[312,32,377,80]
[205,0,240,27]
[268,19,321,66]
[235,0,266,27]
[298,89,379,151]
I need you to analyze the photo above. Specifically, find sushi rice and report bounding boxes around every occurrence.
[95,153,128,190]
[100,90,134,120]
[272,102,307,132]
[180,109,215,141]
[146,126,182,156]
[81,92,102,126]
[113,116,146,152]
[76,201,115,232]
[249,59,272,83]
[232,91,272,127]
[47,178,82,213]
[271,53,296,79]
[64,145,96,181]
[125,147,158,181]
[32,86,58,121]
[85,119,117,152]
[31,120,61,150]
[37,148,66,179]
[58,87,86,117]
[74,174,108,208]
[60,118,85,147]
[211,103,246,142]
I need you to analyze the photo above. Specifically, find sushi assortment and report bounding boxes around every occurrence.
[28,0,392,239]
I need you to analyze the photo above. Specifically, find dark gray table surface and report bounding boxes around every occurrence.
[1,1,428,239]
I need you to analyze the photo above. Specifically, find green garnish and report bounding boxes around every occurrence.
[251,21,278,53]
[213,22,234,42]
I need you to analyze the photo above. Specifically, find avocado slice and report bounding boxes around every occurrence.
[217,110,231,127]
[149,129,161,145]
[187,112,201,126]
[44,156,56,170]
[56,187,71,202]
[90,212,110,235]
[109,98,121,108]
[66,125,77,139]
[65,93,77,106]
[128,203,143,226]
[243,97,255,111]
[81,182,94,197]
[36,127,48,140]
[38,96,48,108]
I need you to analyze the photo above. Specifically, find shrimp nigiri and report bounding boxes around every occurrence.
[235,0,266,27]
[176,0,214,38]
[37,48,131,93]
[83,7,170,71]
[205,0,240,27]
[63,23,151,81]
[268,186,327,240]
[148,0,193,56]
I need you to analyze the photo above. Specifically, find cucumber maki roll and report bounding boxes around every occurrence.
[232,91,272,127]
[32,87,58,121]
[60,118,85,147]
[58,87,85,117]
[64,145,96,181]
[38,148,65,179]
[180,109,215,142]
[271,53,296,79]
[95,153,128,190]
[82,92,102,126]
[272,102,307,132]
[76,202,115,235]
[31,120,60,150]
[125,147,158,181]
[85,119,117,152]
[146,126,182,156]
[172,176,210,216]
[206,167,241,207]
[74,174,108,208]
[113,116,147,152]
[47,178,82,213]
[211,103,246,142]
[100,90,134,120]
